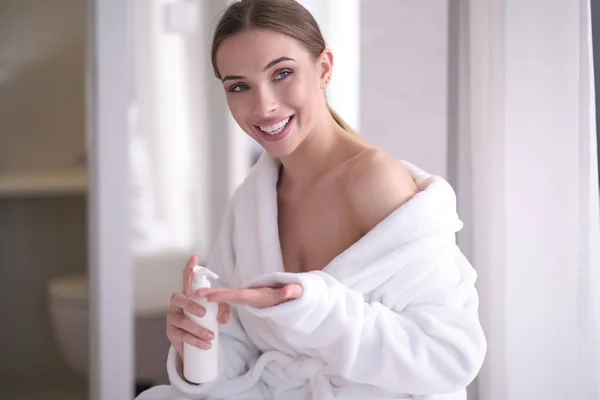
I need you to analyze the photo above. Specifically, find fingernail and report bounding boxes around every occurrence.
[207,332,214,340]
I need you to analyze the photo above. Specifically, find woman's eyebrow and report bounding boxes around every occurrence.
[263,56,295,70]
[221,57,296,82]
[222,75,244,82]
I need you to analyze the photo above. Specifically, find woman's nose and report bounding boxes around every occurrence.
[253,86,278,117]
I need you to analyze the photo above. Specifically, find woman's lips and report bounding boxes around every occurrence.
[256,115,295,142]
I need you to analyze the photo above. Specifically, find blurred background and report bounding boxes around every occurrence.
[0,0,598,399]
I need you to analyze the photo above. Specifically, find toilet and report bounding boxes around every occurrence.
[48,250,190,383]
[48,274,89,376]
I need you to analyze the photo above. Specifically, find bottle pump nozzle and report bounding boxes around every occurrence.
[192,266,219,289]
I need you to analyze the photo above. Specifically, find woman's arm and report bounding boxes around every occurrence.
[239,246,487,395]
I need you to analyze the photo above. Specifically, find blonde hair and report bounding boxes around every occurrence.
[327,104,357,135]
[211,0,358,136]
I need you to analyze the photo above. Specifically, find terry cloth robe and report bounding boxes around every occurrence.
[136,153,487,400]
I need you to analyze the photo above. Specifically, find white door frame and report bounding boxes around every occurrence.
[87,0,134,399]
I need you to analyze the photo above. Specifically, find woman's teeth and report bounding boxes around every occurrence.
[259,116,291,135]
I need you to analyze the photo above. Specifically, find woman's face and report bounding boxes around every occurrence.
[216,28,330,158]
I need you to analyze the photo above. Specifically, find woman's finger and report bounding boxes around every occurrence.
[280,283,303,300]
[195,287,253,304]
[169,312,215,342]
[196,284,303,307]
[183,255,199,297]
[199,287,277,307]
[217,303,230,324]
[195,287,282,308]
[168,324,212,350]
[170,292,206,317]
[166,324,184,358]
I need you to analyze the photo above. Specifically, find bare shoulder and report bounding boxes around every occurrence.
[345,149,419,235]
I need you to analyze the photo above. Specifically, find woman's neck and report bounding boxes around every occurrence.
[278,112,365,190]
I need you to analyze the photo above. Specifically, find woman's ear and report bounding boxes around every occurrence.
[318,48,334,89]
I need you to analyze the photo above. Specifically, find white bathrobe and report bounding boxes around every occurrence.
[136,153,487,400]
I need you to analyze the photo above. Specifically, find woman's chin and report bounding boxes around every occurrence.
[255,132,303,159]
[261,143,297,159]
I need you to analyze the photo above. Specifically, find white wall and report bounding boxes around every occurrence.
[360,0,449,178]
[301,0,361,132]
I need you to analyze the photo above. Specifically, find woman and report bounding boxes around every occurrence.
[139,0,486,399]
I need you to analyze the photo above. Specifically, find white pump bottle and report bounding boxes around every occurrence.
[183,266,220,384]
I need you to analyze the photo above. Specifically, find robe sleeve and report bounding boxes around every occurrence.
[242,243,487,396]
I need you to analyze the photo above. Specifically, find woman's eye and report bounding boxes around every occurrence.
[274,70,293,81]
[229,84,249,93]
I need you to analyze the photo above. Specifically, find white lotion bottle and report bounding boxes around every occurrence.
[183,266,220,384]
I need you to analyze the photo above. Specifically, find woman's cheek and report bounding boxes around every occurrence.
[288,77,309,105]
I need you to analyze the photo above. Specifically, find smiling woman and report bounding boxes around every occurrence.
[213,2,357,145]
[136,1,486,399]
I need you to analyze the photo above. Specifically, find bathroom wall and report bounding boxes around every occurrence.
[0,198,87,380]
[0,0,87,381]
[360,0,449,178]
[0,0,87,171]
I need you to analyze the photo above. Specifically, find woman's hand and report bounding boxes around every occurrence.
[166,255,230,360]
[194,283,303,309]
